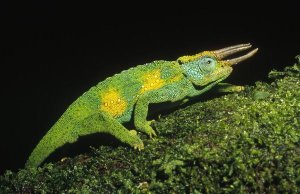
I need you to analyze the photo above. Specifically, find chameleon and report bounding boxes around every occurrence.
[26,43,258,168]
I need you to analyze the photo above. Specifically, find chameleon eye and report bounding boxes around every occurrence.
[199,57,216,73]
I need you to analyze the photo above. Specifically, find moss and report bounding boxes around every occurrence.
[1,55,300,193]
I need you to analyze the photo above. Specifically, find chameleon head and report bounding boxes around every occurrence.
[177,43,258,86]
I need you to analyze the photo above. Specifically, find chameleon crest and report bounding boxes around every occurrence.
[26,43,258,167]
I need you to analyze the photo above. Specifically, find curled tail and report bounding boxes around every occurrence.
[25,115,77,168]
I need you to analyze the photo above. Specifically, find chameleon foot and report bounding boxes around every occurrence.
[128,130,144,151]
[141,120,157,138]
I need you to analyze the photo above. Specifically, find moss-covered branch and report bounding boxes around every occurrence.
[1,56,300,193]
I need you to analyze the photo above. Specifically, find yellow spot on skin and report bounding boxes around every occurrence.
[140,69,165,94]
[100,89,127,117]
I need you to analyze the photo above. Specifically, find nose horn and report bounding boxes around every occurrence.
[213,43,258,66]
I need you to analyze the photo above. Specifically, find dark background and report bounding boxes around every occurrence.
[1,2,299,174]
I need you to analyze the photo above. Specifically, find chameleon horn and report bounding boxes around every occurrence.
[213,43,252,59]
[224,48,258,66]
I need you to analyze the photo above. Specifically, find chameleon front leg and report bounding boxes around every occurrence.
[213,83,245,93]
[134,84,189,137]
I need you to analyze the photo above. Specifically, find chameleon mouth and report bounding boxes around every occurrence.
[213,43,258,66]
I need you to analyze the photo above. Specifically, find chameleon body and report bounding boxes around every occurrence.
[26,44,258,168]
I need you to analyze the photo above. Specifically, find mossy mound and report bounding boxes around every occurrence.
[1,56,300,193]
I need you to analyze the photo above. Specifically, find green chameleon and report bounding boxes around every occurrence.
[26,43,258,168]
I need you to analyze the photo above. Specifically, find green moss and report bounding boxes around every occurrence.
[1,56,300,193]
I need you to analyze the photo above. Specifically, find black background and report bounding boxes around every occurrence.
[1,2,299,174]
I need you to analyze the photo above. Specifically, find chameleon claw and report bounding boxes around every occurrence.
[133,143,144,151]
[128,129,144,150]
[146,120,157,138]
[149,130,157,139]
[149,119,155,124]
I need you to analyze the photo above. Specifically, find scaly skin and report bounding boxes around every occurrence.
[26,44,258,168]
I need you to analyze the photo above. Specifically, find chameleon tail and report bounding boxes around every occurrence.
[25,92,99,168]
[25,115,77,168]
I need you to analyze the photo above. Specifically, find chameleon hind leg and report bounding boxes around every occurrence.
[74,112,144,150]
